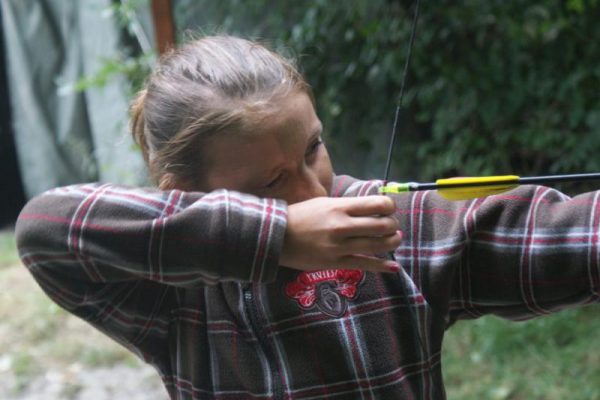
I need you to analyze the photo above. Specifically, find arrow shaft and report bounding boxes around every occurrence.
[518,173,600,185]
[408,172,600,192]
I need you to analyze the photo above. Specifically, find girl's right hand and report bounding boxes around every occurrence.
[280,196,403,273]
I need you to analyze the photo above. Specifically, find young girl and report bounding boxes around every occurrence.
[16,35,600,400]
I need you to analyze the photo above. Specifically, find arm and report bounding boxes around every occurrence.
[446,185,600,322]
[332,176,600,322]
[16,183,287,286]
[16,182,402,287]
[16,183,292,362]
[387,184,600,322]
[16,181,402,364]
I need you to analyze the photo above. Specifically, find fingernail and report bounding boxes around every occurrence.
[385,261,401,272]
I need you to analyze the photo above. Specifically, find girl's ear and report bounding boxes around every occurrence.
[159,173,193,191]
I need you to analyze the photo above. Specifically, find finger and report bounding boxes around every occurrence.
[336,254,402,274]
[340,196,396,217]
[342,231,403,255]
[344,216,400,237]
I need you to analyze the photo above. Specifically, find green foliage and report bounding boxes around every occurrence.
[74,53,154,95]
[443,307,600,399]
[411,1,600,180]
[75,0,154,96]
[81,1,600,182]
[173,0,600,181]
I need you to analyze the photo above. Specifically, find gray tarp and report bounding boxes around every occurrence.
[1,0,150,198]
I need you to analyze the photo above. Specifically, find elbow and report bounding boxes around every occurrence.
[15,194,63,267]
[15,197,40,266]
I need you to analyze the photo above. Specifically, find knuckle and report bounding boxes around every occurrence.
[330,222,348,236]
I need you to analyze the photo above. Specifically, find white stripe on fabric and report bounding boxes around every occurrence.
[205,288,220,396]
[348,307,376,399]
[256,285,292,398]
[70,184,111,282]
[97,192,175,216]
[338,318,367,400]
[258,199,277,282]
[520,187,551,315]
[519,185,538,315]
[418,190,433,400]
[190,190,287,225]
[458,197,482,315]
[249,200,267,282]
[24,254,221,285]
[236,284,273,398]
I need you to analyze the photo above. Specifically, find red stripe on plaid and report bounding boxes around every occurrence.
[332,175,351,197]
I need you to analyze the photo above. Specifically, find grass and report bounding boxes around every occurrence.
[1,230,599,398]
[0,230,20,269]
[442,307,600,399]
[0,230,149,397]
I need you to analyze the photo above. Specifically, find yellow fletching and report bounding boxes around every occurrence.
[437,185,518,200]
[436,175,520,201]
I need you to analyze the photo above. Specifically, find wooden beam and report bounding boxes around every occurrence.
[151,0,175,55]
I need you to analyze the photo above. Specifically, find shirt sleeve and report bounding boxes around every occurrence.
[15,183,288,361]
[16,183,288,286]
[441,185,600,322]
[332,176,600,323]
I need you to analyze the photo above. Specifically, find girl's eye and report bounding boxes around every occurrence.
[306,137,323,157]
[265,174,283,189]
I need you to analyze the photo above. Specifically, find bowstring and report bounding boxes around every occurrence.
[381,0,431,364]
[383,0,421,185]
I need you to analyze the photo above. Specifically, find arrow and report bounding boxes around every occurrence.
[379,172,600,200]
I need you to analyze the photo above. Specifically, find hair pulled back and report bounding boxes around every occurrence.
[130,35,311,186]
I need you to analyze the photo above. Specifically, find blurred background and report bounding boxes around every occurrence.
[1,0,599,399]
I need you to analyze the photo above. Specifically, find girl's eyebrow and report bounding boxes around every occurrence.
[309,122,323,141]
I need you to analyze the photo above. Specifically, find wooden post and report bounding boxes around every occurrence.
[151,0,175,55]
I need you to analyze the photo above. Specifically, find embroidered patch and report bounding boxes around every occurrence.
[285,269,366,317]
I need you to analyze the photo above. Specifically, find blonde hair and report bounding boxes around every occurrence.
[130,35,312,186]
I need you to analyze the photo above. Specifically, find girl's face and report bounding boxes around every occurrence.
[203,92,334,204]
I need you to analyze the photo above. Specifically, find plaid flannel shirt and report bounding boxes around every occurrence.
[15,175,600,399]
